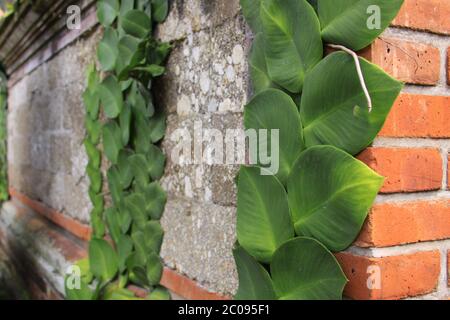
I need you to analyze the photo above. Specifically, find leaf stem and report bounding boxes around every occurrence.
[327,44,373,113]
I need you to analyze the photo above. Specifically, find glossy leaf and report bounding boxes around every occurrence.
[271,237,347,300]
[233,246,276,300]
[300,52,403,155]
[249,33,279,94]
[244,89,304,184]
[98,76,124,118]
[318,0,404,51]
[237,166,294,263]
[261,0,322,93]
[240,0,267,34]
[121,10,151,38]
[89,239,119,283]
[287,146,384,251]
[97,0,120,27]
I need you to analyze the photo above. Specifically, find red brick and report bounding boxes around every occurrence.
[448,251,450,287]
[358,148,443,193]
[391,0,450,35]
[360,37,440,85]
[448,154,450,190]
[379,94,450,138]
[336,251,440,300]
[447,48,450,85]
[356,200,450,247]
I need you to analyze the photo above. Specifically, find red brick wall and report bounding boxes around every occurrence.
[339,0,450,300]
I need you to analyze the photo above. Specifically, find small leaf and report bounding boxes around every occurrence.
[152,0,169,22]
[143,182,167,220]
[142,221,164,253]
[121,9,151,38]
[133,65,165,77]
[105,207,121,244]
[82,89,100,120]
[98,76,124,118]
[146,252,163,286]
[237,166,294,263]
[117,149,134,189]
[147,145,166,180]
[233,246,276,300]
[86,163,102,193]
[148,112,166,143]
[85,115,102,145]
[103,121,123,164]
[97,27,119,71]
[125,193,148,228]
[97,0,120,27]
[89,239,119,283]
[271,237,347,300]
[129,154,150,188]
[119,103,132,146]
[117,235,133,273]
[148,286,171,300]
[84,139,100,169]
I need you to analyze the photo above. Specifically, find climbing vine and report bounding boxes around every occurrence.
[234,0,404,299]
[66,0,171,300]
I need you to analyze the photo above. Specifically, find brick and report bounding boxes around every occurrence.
[336,251,440,300]
[448,154,450,190]
[358,148,443,193]
[379,94,450,138]
[391,0,450,35]
[360,37,440,85]
[447,48,450,85]
[356,200,450,247]
[448,251,450,287]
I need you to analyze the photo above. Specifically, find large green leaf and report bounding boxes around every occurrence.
[98,76,124,118]
[121,10,151,38]
[240,0,268,34]
[244,89,304,184]
[318,0,404,51]
[103,121,123,164]
[287,146,383,251]
[98,28,119,71]
[261,0,322,93]
[249,33,280,94]
[237,166,294,263]
[97,0,120,27]
[271,237,347,300]
[152,0,169,22]
[116,35,145,77]
[300,52,402,155]
[89,239,119,283]
[233,246,276,300]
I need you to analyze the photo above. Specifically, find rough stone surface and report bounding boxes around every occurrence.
[7,30,102,224]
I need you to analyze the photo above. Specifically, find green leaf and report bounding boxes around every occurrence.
[133,65,165,77]
[125,193,148,228]
[148,286,171,300]
[148,111,166,143]
[237,166,294,263]
[98,76,124,118]
[244,89,304,184]
[105,207,121,244]
[91,205,105,239]
[249,33,280,94]
[240,0,267,34]
[120,103,132,146]
[300,52,403,155]
[82,89,100,120]
[146,145,166,180]
[86,163,102,193]
[117,235,133,273]
[132,229,148,263]
[89,239,119,283]
[85,115,102,145]
[271,237,347,300]
[143,182,167,220]
[287,146,384,251]
[107,166,122,205]
[318,0,404,51]
[84,139,100,169]
[129,154,150,188]
[65,277,95,300]
[142,221,164,253]
[97,0,120,27]
[121,9,152,38]
[117,149,134,189]
[261,0,323,93]
[103,287,139,300]
[233,246,276,300]
[103,121,123,164]
[146,252,163,285]
[152,0,169,22]
[97,27,119,71]
[116,35,145,76]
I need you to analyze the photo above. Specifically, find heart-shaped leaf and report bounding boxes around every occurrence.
[84,139,100,168]
[107,166,122,205]
[237,166,294,263]
[318,0,404,51]
[89,239,119,283]
[116,35,145,77]
[233,246,276,300]
[244,89,304,184]
[98,27,119,71]
[117,235,133,273]
[121,9,151,38]
[98,76,124,118]
[105,207,121,245]
[146,252,163,285]
[300,52,403,155]
[143,182,167,220]
[147,286,171,300]
[85,115,102,145]
[82,89,100,120]
[86,163,102,193]
[261,0,322,93]
[117,149,134,189]
[103,121,123,164]
[125,193,148,228]
[97,0,120,27]
[129,154,150,188]
[271,237,347,300]
[142,221,164,253]
[148,111,166,143]
[287,146,384,251]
